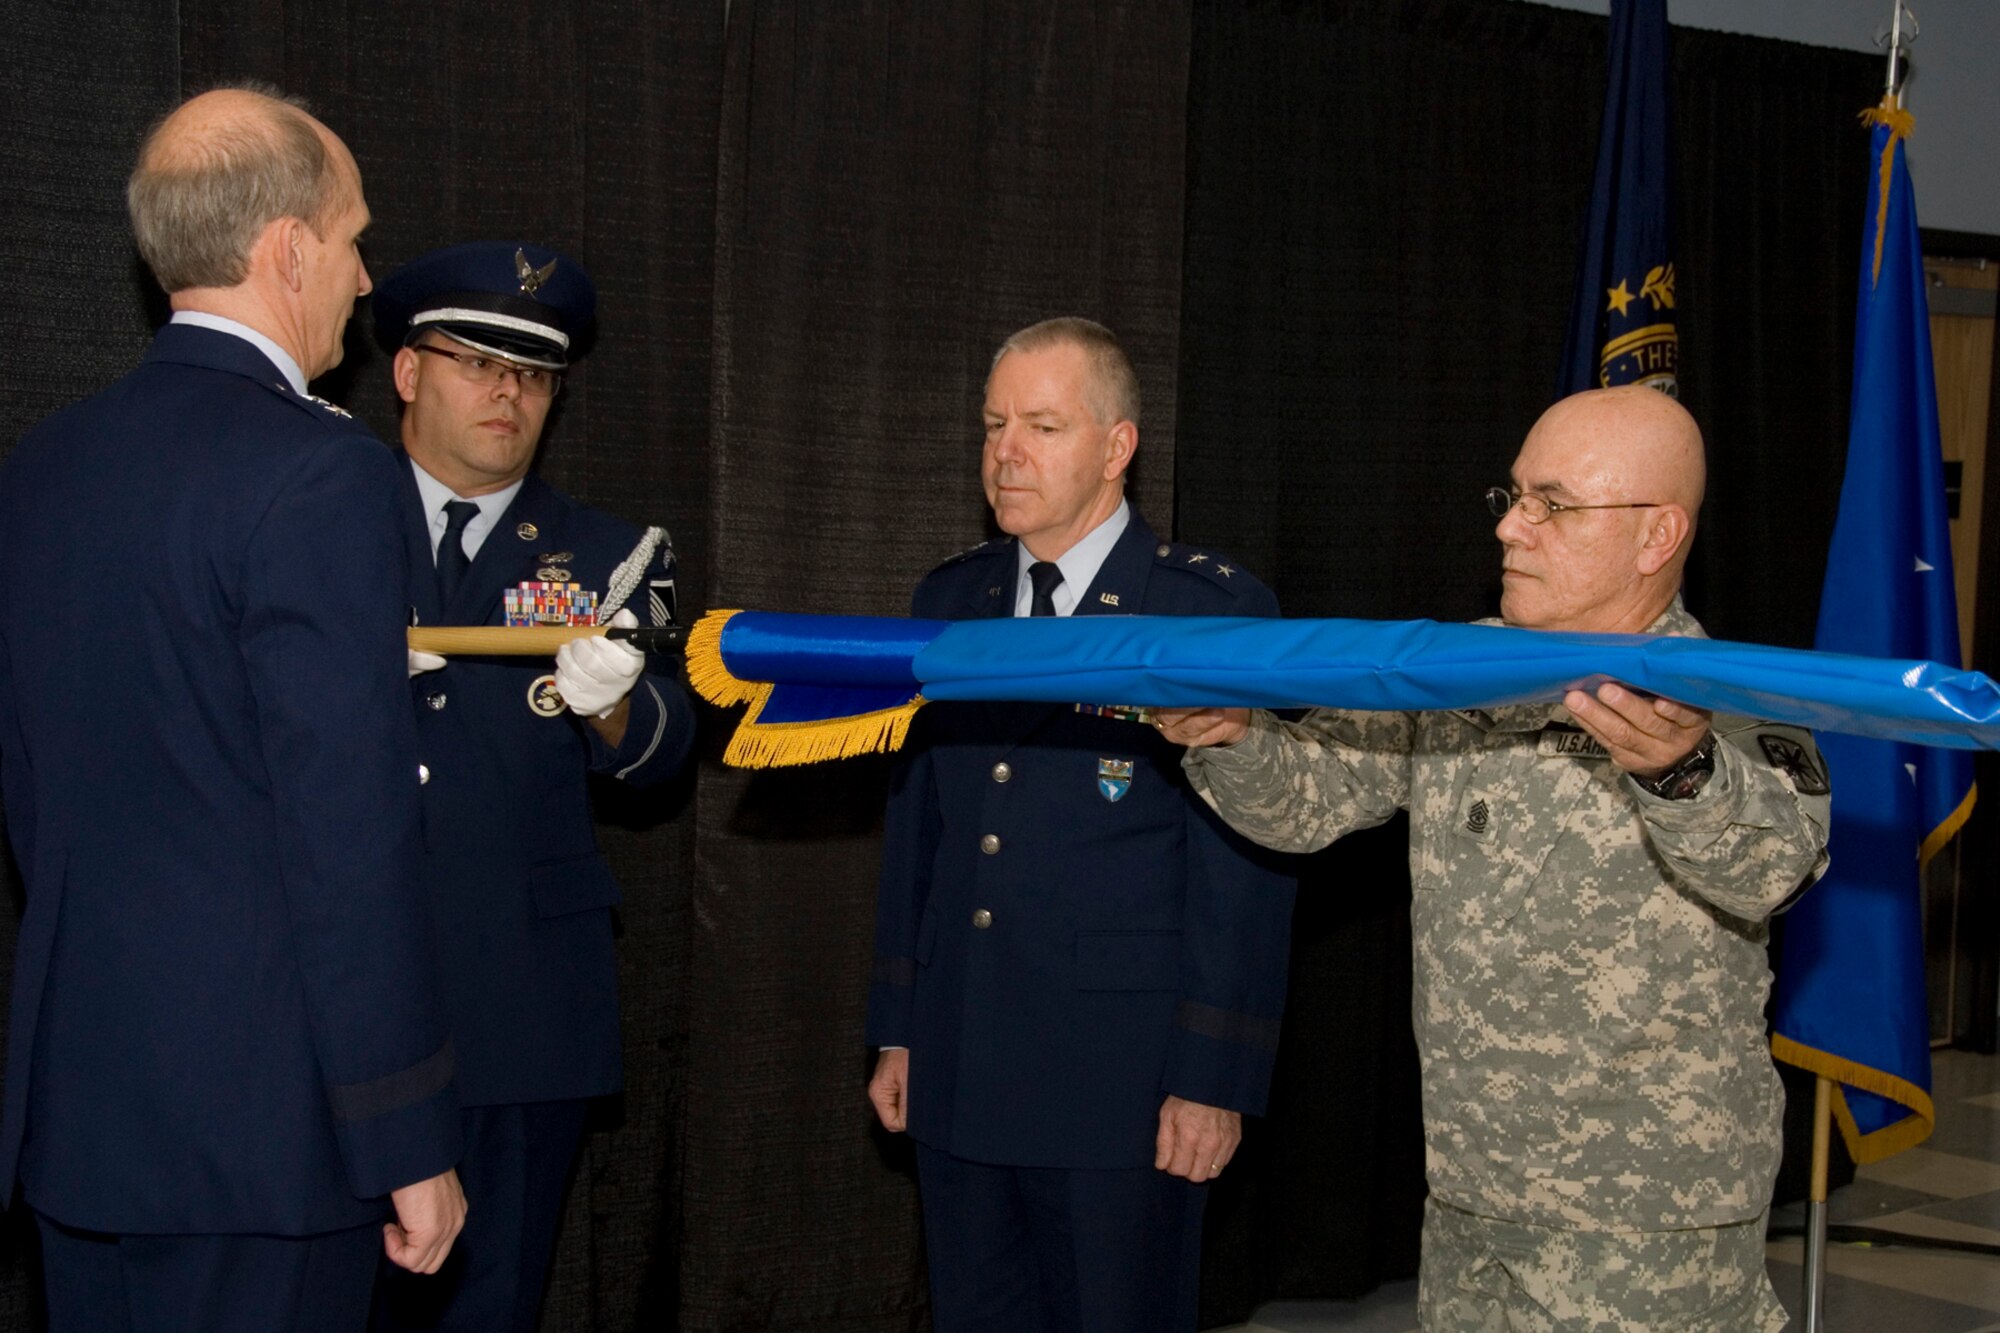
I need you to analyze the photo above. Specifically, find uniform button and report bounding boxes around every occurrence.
[992,762,1012,783]
[972,909,993,929]
[426,693,447,711]
[979,833,1001,855]
[417,764,430,785]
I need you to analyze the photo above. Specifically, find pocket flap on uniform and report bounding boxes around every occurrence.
[528,853,624,919]
[1075,930,1181,992]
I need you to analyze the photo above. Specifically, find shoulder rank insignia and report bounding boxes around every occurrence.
[1097,757,1134,803]
[304,392,351,418]
[1185,552,1209,565]
[935,538,1003,572]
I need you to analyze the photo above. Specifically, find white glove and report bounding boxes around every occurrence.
[408,650,447,677]
[554,608,646,718]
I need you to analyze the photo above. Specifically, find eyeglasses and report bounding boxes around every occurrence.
[413,344,562,398]
[1484,486,1661,525]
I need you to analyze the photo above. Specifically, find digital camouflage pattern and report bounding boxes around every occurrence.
[1417,1197,1787,1332]
[1184,599,1830,1233]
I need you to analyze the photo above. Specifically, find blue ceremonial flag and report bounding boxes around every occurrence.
[1558,0,1678,397]
[685,609,2000,770]
[1771,98,1976,1163]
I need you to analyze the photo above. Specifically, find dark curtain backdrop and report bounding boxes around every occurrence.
[688,6,1191,1327]
[0,1,1882,1328]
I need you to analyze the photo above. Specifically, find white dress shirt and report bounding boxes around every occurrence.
[1011,500,1130,618]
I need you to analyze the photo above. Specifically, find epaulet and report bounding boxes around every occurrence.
[928,537,1007,575]
[1151,541,1257,593]
[263,379,367,431]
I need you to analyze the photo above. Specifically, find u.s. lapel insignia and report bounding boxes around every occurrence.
[1096,757,1134,803]
[1098,592,1120,606]
[516,522,539,541]
[527,674,566,717]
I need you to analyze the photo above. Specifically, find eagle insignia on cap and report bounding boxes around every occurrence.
[515,248,558,295]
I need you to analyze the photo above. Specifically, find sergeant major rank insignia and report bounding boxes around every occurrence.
[1457,788,1498,839]
[1097,757,1134,803]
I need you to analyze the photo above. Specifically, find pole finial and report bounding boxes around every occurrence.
[1876,3,1918,105]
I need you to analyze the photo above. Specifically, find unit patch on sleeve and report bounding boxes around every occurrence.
[1758,734,1830,796]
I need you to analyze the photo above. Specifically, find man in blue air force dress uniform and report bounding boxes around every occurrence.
[0,88,464,1333]
[369,241,696,1333]
[867,319,1297,1333]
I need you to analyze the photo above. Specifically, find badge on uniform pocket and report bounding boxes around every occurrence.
[1097,757,1134,803]
[527,674,566,718]
[1456,787,1498,840]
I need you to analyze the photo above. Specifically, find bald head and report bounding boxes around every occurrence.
[1495,387,1707,634]
[129,86,353,293]
[1528,385,1705,515]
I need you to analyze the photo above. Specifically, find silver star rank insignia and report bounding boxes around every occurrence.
[1216,564,1235,577]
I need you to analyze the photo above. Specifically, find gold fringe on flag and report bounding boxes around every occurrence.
[1919,782,1977,868]
[1860,96,1916,288]
[1770,1032,1937,1164]
[684,610,926,768]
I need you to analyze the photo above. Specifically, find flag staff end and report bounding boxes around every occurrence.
[1876,3,1918,106]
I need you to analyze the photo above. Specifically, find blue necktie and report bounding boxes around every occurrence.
[436,500,480,600]
[1027,561,1063,618]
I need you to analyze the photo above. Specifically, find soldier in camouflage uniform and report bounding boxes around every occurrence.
[1159,387,1830,1332]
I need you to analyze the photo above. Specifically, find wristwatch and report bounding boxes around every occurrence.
[1633,730,1717,800]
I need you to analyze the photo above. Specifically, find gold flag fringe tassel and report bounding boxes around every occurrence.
[1860,96,1916,288]
[685,609,927,768]
[685,610,761,707]
[1770,1032,1937,1164]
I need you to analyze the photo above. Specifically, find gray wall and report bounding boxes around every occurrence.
[1521,0,2000,236]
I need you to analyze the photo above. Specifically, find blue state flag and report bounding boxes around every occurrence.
[1558,0,1678,397]
[1771,98,1976,1162]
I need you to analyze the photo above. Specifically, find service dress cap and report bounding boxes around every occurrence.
[373,241,596,370]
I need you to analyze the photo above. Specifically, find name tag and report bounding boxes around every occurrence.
[1537,726,1609,759]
